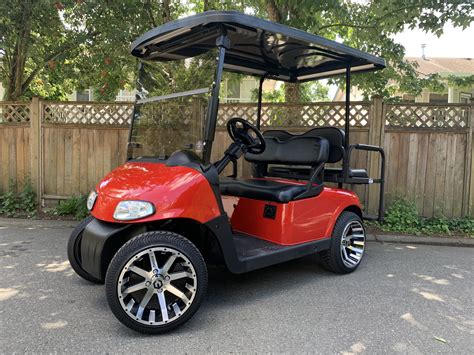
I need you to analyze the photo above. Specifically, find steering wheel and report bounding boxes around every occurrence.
[226,117,266,154]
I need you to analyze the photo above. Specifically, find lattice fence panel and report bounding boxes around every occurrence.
[0,103,31,123]
[218,103,370,127]
[43,102,133,126]
[386,104,470,128]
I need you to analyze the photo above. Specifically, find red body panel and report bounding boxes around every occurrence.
[91,162,221,224]
[92,162,361,246]
[229,185,361,245]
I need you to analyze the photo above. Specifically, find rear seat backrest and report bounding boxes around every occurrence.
[263,127,344,163]
[245,136,329,166]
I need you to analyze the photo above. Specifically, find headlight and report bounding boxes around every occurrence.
[87,191,97,211]
[113,200,155,221]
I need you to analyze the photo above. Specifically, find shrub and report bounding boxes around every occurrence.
[379,198,421,234]
[421,217,474,236]
[54,195,89,220]
[0,180,19,217]
[19,177,37,215]
[374,198,474,236]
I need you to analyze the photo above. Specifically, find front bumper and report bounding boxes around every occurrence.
[80,218,141,280]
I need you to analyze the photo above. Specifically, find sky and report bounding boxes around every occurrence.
[393,22,474,58]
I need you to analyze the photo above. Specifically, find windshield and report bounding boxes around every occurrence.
[129,50,216,160]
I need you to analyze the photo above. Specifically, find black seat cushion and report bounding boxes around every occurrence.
[220,178,322,203]
[268,166,369,180]
[263,127,344,163]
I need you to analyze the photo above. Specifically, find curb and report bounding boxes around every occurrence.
[367,233,474,248]
[0,217,77,229]
[1,217,472,248]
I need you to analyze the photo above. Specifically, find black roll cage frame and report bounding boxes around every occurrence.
[129,27,385,221]
[201,32,385,221]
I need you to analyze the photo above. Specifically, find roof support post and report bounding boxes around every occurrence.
[256,74,268,130]
[203,33,230,164]
[344,62,351,150]
[127,61,145,160]
[342,62,351,181]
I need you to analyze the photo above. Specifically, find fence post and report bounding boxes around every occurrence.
[366,95,385,215]
[468,100,474,217]
[30,97,42,207]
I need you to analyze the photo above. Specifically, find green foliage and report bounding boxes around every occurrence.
[0,178,37,216]
[380,198,421,234]
[251,82,330,103]
[374,198,474,236]
[419,217,474,236]
[1,0,473,100]
[0,180,19,217]
[447,75,474,90]
[242,0,474,99]
[0,0,186,100]
[18,177,37,215]
[54,195,89,220]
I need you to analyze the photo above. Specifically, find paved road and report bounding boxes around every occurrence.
[1,218,473,353]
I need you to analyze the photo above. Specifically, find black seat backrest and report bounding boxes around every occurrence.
[263,127,345,163]
[245,136,329,166]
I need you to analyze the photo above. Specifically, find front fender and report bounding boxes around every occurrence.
[91,162,221,224]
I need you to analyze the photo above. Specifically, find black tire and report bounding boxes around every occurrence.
[105,230,208,334]
[67,215,103,284]
[319,211,366,274]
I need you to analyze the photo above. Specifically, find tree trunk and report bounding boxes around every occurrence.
[285,83,300,103]
[5,1,33,100]
[161,0,171,23]
[266,0,282,22]
[265,0,300,104]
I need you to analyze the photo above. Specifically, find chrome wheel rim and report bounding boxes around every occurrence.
[340,221,366,268]
[117,246,197,326]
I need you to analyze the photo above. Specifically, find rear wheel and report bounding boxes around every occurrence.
[105,231,207,334]
[67,216,103,284]
[319,211,366,274]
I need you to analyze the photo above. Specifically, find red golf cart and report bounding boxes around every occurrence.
[68,11,386,334]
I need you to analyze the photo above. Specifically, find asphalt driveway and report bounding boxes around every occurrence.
[0,218,472,353]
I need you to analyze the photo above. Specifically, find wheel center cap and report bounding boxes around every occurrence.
[151,274,164,289]
[153,279,163,289]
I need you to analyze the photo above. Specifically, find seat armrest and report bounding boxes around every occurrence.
[346,144,385,179]
[350,143,384,153]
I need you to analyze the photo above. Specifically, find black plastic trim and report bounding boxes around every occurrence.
[204,214,331,274]
[80,219,140,280]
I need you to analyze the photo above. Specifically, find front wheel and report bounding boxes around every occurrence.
[105,231,208,334]
[319,211,366,274]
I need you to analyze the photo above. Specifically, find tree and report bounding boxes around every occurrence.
[248,0,474,101]
[1,0,472,101]
[0,0,184,100]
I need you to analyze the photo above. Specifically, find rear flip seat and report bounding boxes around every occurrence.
[260,127,369,183]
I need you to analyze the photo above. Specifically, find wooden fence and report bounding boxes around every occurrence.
[0,97,472,217]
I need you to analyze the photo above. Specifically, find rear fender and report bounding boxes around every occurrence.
[323,198,363,237]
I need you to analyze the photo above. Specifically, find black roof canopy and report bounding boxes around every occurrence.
[131,11,385,82]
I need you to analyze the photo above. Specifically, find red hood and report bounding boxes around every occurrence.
[91,162,221,223]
